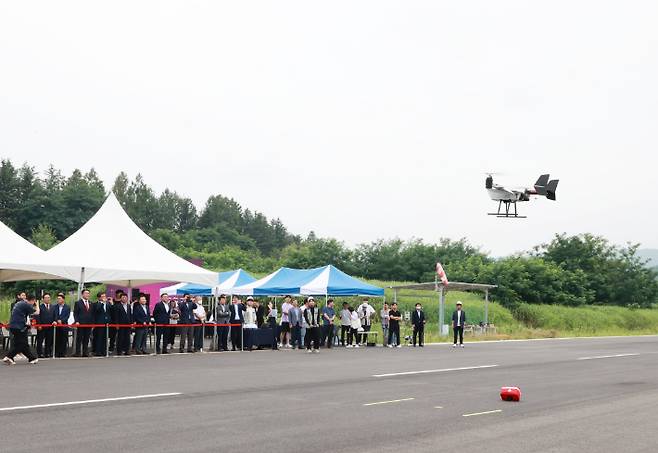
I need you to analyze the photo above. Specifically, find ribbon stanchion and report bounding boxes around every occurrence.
[1,323,243,359]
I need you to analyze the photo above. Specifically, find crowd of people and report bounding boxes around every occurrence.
[2,290,469,365]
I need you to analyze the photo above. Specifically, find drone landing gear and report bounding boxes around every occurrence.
[488,201,527,219]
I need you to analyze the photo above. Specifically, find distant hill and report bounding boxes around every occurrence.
[637,249,658,269]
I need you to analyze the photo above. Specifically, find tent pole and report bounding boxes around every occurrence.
[77,267,86,301]
[484,289,489,326]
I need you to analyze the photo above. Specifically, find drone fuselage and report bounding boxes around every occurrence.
[486,186,533,203]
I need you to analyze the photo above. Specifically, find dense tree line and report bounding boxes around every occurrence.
[1,159,656,308]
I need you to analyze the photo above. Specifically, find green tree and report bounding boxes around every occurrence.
[29,223,59,250]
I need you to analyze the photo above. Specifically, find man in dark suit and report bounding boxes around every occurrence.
[153,293,172,354]
[114,293,133,355]
[229,296,245,351]
[93,292,112,356]
[177,294,197,353]
[452,301,466,348]
[73,289,94,357]
[411,303,426,347]
[108,291,123,353]
[132,294,150,354]
[36,293,55,358]
[53,293,71,357]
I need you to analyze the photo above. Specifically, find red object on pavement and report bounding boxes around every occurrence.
[500,386,521,402]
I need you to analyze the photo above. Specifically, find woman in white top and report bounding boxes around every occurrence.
[347,307,362,348]
[243,297,258,351]
[193,296,207,352]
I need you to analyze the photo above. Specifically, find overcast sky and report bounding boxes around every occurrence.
[1,1,657,256]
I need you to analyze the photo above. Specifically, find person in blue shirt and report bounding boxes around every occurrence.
[3,294,39,365]
[321,299,336,348]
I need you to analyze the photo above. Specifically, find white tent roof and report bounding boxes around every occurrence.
[45,193,218,286]
[0,220,76,282]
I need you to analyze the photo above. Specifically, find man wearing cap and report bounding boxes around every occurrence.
[452,302,466,348]
[357,298,376,346]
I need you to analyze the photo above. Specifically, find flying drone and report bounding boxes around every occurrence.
[486,173,559,218]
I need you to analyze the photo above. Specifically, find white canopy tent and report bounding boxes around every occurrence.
[45,193,218,288]
[0,219,77,282]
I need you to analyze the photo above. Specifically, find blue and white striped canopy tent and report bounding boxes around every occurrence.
[159,269,256,296]
[230,267,323,296]
[231,265,384,297]
[300,265,384,296]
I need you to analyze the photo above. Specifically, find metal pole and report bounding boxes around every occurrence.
[52,325,56,359]
[105,323,109,358]
[439,286,445,337]
[153,322,157,354]
[212,295,218,351]
[241,323,244,352]
[484,289,489,326]
[77,267,86,301]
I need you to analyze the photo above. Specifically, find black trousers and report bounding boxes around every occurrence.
[413,325,424,346]
[359,324,371,344]
[306,327,320,350]
[291,325,301,348]
[388,325,400,346]
[36,327,53,357]
[217,325,229,351]
[93,326,107,356]
[75,327,92,355]
[55,328,68,357]
[340,325,350,345]
[453,326,464,345]
[117,328,131,354]
[7,329,37,362]
[134,327,148,352]
[109,327,117,352]
[268,319,278,350]
[348,327,358,345]
[322,325,334,348]
[230,324,242,350]
[156,326,171,353]
[193,323,204,351]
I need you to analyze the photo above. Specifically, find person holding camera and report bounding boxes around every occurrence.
[3,294,40,365]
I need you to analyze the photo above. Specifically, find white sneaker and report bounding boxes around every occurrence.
[306,349,313,353]
[313,349,319,354]
[396,345,402,348]
[354,344,360,348]
[453,344,457,348]
[460,344,465,348]
[29,358,39,364]
[3,357,15,365]
[387,345,393,348]
[346,345,353,348]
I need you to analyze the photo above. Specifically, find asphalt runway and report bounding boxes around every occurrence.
[1,336,658,453]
